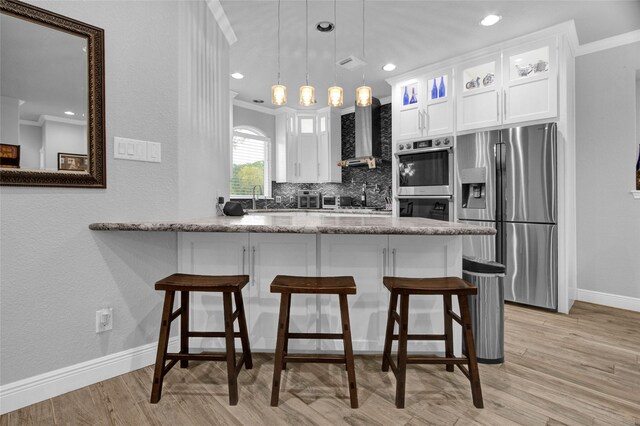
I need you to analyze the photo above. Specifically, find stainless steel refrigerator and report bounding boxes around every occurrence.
[456,123,557,310]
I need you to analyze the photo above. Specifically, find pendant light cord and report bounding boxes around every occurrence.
[277,0,281,84]
[362,0,365,85]
[305,0,309,85]
[333,0,337,85]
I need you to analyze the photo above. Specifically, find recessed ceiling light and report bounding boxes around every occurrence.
[382,63,396,72]
[253,99,264,103]
[480,14,502,26]
[231,72,244,79]
[64,111,75,116]
[316,21,334,33]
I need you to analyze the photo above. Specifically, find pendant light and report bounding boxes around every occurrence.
[327,0,343,107]
[299,0,315,106]
[356,0,372,107]
[271,0,286,105]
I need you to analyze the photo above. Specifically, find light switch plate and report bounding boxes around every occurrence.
[114,137,160,163]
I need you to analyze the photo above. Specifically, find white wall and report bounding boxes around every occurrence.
[575,41,640,299]
[0,96,19,145]
[18,124,41,169]
[42,119,86,169]
[177,1,230,218]
[0,0,229,391]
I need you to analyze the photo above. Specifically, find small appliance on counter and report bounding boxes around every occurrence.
[298,190,321,209]
[322,195,352,209]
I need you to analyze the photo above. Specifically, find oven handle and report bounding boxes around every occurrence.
[395,195,453,200]
[394,146,452,158]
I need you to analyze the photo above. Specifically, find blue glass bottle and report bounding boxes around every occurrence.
[439,76,446,98]
[431,79,438,100]
[403,86,409,106]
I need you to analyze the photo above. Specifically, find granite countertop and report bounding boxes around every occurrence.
[89,214,495,236]
[245,208,393,216]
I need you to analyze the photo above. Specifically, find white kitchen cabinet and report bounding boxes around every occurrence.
[395,78,423,141]
[394,69,453,142]
[318,235,389,352]
[389,235,463,354]
[502,37,558,125]
[178,233,249,350]
[316,109,342,183]
[247,233,317,351]
[277,109,341,183]
[178,232,317,351]
[456,53,503,132]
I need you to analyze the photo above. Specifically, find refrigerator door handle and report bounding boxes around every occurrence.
[496,92,500,122]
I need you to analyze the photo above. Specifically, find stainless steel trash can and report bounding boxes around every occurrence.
[462,255,506,364]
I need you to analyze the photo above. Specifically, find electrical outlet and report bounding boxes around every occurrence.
[275,196,282,203]
[96,308,113,333]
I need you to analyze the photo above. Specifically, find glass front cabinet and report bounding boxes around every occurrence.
[395,68,453,142]
[502,37,558,125]
[455,53,502,132]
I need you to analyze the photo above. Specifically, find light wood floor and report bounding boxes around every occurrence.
[2,301,639,425]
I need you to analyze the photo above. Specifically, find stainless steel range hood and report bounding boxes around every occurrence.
[344,97,381,167]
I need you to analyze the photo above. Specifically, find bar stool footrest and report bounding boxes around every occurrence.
[406,355,468,365]
[283,354,347,364]
[390,333,447,341]
[288,332,343,340]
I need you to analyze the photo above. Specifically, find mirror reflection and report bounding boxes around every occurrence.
[1,12,88,172]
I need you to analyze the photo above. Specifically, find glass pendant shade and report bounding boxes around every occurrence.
[356,85,372,107]
[299,85,315,106]
[272,84,287,105]
[328,86,343,107]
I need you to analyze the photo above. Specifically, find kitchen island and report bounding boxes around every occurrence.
[90,214,494,354]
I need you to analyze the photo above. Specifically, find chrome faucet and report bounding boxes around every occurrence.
[252,185,263,210]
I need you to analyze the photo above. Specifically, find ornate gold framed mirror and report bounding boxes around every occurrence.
[0,0,105,187]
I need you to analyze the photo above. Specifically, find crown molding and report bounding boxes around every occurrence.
[205,0,237,46]
[19,119,40,127]
[39,115,87,126]
[577,29,640,57]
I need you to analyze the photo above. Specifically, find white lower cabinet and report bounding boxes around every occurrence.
[390,235,463,354]
[247,233,317,351]
[179,233,462,354]
[179,232,316,352]
[319,235,389,352]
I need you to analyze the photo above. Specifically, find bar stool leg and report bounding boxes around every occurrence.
[271,293,291,407]
[180,291,189,368]
[223,292,239,406]
[282,294,292,370]
[233,290,253,370]
[339,294,359,408]
[381,290,399,372]
[458,295,484,409]
[443,294,454,373]
[150,290,175,403]
[395,294,410,409]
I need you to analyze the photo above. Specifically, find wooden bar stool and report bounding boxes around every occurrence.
[381,276,483,409]
[270,275,358,408]
[150,273,252,406]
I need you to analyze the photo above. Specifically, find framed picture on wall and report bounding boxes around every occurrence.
[58,153,87,171]
[0,144,21,168]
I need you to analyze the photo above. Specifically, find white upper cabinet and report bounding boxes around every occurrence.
[424,69,454,137]
[456,53,503,132]
[395,78,423,141]
[276,109,341,184]
[502,37,558,125]
[394,68,454,142]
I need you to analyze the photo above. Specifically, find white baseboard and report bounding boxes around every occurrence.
[576,289,640,313]
[0,337,178,415]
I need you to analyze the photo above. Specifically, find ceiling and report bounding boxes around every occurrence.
[1,13,87,122]
[221,0,640,109]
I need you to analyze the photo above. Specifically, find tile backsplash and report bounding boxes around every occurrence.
[234,103,392,209]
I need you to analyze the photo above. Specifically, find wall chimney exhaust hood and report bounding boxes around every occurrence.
[343,97,381,167]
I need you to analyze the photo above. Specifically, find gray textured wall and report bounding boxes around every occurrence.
[575,41,640,298]
[0,0,228,385]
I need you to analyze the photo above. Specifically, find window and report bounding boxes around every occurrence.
[230,126,271,198]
